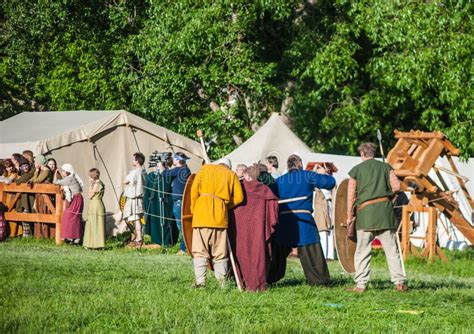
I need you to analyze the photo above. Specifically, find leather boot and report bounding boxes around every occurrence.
[395,283,409,292]
[193,257,208,287]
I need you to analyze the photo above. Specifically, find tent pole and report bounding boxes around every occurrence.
[92,143,120,212]
[129,126,141,152]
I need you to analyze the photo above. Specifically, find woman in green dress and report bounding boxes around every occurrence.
[83,168,105,249]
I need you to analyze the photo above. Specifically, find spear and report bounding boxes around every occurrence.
[377,129,385,163]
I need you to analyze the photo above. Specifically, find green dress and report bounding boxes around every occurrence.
[348,159,396,231]
[84,181,105,248]
[143,172,178,246]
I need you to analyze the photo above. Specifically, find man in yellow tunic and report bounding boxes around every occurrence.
[190,158,244,288]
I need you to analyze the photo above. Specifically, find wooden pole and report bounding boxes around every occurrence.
[55,191,64,245]
[427,207,437,262]
[401,204,411,259]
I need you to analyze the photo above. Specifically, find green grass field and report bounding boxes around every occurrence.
[1,239,473,333]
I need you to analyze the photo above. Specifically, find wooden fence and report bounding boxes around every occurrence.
[0,183,64,245]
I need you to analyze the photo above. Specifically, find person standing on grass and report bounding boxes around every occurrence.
[83,168,106,249]
[159,152,191,255]
[190,158,244,288]
[54,163,84,245]
[346,142,407,293]
[27,155,53,239]
[267,154,336,286]
[228,165,279,291]
[15,158,35,238]
[145,157,178,246]
[123,152,147,247]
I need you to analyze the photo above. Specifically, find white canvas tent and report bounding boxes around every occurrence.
[0,111,204,226]
[223,113,313,170]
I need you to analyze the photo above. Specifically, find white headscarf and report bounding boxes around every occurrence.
[61,163,84,201]
[214,158,232,169]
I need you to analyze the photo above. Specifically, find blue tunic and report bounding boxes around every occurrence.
[273,170,336,247]
[161,166,191,201]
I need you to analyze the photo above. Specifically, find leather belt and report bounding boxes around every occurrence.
[357,196,390,212]
[280,209,311,215]
[201,193,224,201]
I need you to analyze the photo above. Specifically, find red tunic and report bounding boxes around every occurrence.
[61,194,84,239]
[229,180,279,291]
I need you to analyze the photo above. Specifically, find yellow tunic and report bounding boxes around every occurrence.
[191,164,244,228]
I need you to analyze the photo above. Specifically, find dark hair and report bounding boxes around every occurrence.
[133,152,145,166]
[89,168,100,180]
[19,156,30,167]
[266,156,279,169]
[0,163,5,177]
[11,153,22,164]
[287,154,303,171]
[358,143,377,158]
[47,158,57,165]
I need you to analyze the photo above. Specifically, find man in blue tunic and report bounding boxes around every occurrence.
[268,154,336,286]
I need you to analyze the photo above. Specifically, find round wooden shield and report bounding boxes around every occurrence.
[333,178,357,274]
[181,173,196,257]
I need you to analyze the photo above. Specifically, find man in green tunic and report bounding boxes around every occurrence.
[346,143,407,292]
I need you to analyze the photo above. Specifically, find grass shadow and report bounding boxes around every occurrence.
[369,278,472,290]
[269,278,306,288]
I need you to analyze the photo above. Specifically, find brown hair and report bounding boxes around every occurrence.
[133,152,145,166]
[287,154,303,171]
[89,168,100,180]
[4,159,16,171]
[245,165,259,181]
[22,150,34,164]
[358,143,377,158]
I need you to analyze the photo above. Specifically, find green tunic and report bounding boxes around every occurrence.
[348,159,396,231]
[83,181,106,248]
[143,172,178,246]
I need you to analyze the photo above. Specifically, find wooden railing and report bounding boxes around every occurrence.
[0,183,64,245]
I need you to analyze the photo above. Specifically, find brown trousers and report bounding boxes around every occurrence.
[267,242,330,286]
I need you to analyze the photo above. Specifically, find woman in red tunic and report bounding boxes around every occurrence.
[53,163,84,244]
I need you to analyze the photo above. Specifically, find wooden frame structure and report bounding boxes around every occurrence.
[0,183,64,245]
[387,130,474,262]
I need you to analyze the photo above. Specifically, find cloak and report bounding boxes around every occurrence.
[229,180,279,291]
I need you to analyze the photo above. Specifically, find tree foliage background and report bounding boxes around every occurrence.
[1,0,472,158]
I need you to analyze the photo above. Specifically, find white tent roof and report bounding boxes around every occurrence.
[223,113,312,170]
[0,110,204,158]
